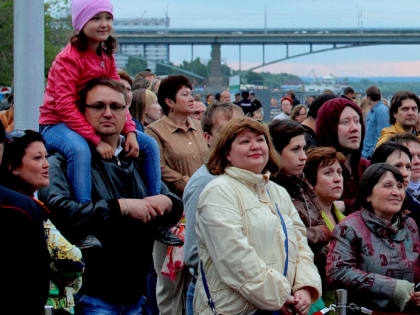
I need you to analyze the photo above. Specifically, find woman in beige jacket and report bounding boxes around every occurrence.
[194,118,322,315]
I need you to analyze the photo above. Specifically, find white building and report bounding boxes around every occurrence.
[114,18,170,72]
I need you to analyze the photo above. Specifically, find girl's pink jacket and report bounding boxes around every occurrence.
[39,43,136,146]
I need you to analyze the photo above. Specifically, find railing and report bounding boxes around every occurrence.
[315,289,412,315]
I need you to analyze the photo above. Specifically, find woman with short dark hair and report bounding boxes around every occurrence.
[0,130,84,314]
[146,75,208,196]
[326,163,420,312]
[145,75,208,315]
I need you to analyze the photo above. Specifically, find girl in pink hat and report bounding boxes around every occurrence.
[39,0,161,203]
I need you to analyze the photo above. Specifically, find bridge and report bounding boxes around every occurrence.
[115,27,420,91]
[116,28,420,45]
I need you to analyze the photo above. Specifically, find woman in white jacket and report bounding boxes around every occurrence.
[194,117,322,315]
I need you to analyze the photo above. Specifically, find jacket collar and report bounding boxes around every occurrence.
[360,208,406,241]
[225,167,270,192]
[392,122,418,135]
[162,115,197,134]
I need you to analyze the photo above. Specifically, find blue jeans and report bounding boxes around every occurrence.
[186,280,195,315]
[40,124,161,202]
[40,123,92,203]
[75,294,146,315]
[137,131,161,196]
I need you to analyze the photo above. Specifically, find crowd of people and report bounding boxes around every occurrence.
[3,1,420,314]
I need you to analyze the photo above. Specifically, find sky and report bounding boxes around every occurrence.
[111,0,420,77]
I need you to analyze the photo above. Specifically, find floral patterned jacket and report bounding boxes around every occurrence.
[326,209,420,312]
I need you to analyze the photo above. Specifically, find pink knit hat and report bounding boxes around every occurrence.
[72,0,114,31]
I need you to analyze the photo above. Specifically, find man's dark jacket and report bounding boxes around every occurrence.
[39,149,183,304]
[0,185,50,314]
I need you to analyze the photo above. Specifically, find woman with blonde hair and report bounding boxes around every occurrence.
[291,104,308,123]
[194,117,321,314]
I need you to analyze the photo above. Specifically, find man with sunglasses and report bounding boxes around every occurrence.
[0,122,50,314]
[39,78,183,314]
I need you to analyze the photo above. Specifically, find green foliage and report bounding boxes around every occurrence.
[351,80,420,97]
[181,58,209,78]
[244,71,264,85]
[0,0,13,85]
[0,0,71,85]
[44,0,72,78]
[125,56,147,77]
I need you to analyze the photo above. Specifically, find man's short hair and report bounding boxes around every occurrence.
[286,90,295,97]
[241,91,249,98]
[202,103,234,134]
[344,87,354,95]
[157,75,193,116]
[134,70,155,82]
[307,93,337,119]
[365,86,381,102]
[388,132,420,146]
[389,90,420,125]
[118,71,132,87]
[79,78,127,112]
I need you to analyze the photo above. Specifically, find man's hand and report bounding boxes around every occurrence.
[119,199,157,223]
[96,140,114,160]
[293,288,312,315]
[144,195,173,215]
[124,132,139,158]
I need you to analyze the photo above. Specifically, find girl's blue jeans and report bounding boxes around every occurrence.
[40,123,161,203]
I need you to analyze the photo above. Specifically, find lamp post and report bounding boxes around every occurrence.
[13,0,44,130]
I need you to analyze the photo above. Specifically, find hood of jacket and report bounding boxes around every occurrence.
[361,208,407,242]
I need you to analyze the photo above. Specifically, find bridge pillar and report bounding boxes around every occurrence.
[207,44,225,93]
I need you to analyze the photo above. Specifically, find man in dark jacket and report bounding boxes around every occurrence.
[39,78,183,314]
[238,90,255,116]
[0,122,50,314]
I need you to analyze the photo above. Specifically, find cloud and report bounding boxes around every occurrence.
[227,61,420,77]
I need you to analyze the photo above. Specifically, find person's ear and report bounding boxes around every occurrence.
[226,150,232,163]
[165,98,175,111]
[11,166,19,176]
[203,132,212,148]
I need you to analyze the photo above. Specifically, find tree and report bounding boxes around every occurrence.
[244,71,264,85]
[0,0,13,85]
[125,56,148,77]
[0,0,71,85]
[44,0,72,78]
[181,58,208,78]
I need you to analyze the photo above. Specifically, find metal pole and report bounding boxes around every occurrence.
[44,305,54,315]
[263,43,267,65]
[13,0,44,131]
[191,44,194,63]
[239,44,242,72]
[335,289,347,315]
